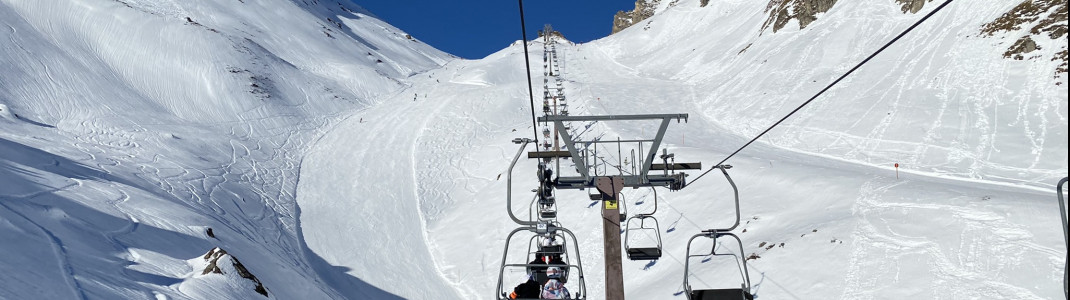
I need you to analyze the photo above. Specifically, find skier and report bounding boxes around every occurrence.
[540,267,571,299]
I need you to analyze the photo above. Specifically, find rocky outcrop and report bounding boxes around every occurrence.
[201,247,269,297]
[894,0,934,14]
[981,0,1068,77]
[612,0,660,34]
[761,0,839,33]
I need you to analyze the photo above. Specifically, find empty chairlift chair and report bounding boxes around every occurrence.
[624,187,662,260]
[684,231,753,300]
[682,165,753,300]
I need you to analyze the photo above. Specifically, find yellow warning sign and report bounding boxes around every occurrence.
[603,200,618,210]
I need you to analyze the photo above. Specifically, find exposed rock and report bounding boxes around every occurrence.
[981,0,1066,37]
[981,0,1068,78]
[894,0,933,14]
[761,0,839,34]
[1004,35,1041,60]
[201,247,269,297]
[612,0,661,34]
[538,28,567,41]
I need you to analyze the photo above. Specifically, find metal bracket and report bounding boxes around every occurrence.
[537,114,692,190]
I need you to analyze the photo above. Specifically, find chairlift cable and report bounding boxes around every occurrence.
[517,0,540,149]
[685,0,954,188]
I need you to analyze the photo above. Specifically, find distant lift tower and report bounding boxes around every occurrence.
[530,113,701,300]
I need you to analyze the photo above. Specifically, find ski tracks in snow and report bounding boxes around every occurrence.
[842,177,1057,299]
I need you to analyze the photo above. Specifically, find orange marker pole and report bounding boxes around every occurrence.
[894,163,899,179]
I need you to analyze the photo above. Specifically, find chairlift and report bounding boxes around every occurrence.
[499,139,585,299]
[684,231,752,300]
[527,233,572,284]
[1057,177,1068,300]
[682,165,753,300]
[624,187,662,260]
[537,163,556,206]
[531,189,557,221]
[496,223,587,300]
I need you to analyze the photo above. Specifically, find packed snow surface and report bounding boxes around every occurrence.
[1,0,1067,299]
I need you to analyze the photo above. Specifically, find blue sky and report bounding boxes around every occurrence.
[354,1,637,59]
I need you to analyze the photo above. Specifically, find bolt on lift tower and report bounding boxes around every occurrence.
[530,113,700,299]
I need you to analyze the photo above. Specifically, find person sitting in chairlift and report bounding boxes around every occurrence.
[540,236,566,269]
[540,267,571,299]
[508,273,541,299]
[527,253,548,276]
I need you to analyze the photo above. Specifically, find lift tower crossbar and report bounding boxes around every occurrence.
[537,114,690,191]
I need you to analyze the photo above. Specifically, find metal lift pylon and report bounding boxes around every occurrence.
[532,113,700,299]
[597,176,625,300]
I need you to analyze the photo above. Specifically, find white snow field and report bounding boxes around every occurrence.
[2,0,1068,300]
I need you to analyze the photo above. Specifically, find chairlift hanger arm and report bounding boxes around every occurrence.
[1058,177,1068,300]
[507,139,538,226]
[693,165,741,232]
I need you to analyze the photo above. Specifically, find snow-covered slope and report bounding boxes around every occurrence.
[1,0,449,299]
[300,0,1067,299]
[602,0,1067,186]
[2,0,1067,299]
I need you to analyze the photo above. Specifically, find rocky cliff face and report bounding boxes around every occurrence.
[761,0,839,33]
[612,0,660,34]
[607,0,1064,78]
[980,0,1068,78]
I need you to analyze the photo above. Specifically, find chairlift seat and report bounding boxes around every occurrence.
[537,246,565,268]
[540,210,557,219]
[626,247,662,260]
[538,244,564,256]
[690,289,753,300]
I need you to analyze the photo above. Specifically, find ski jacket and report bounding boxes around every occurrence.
[540,279,571,299]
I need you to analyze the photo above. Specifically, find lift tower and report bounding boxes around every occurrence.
[532,113,700,299]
